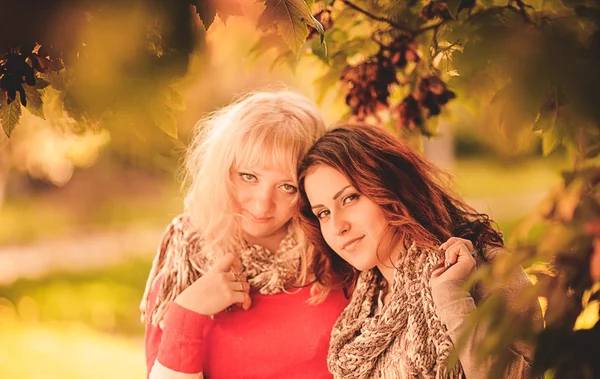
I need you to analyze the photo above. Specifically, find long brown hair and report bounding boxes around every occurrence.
[297,123,503,294]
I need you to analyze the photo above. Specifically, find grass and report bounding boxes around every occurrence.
[451,157,568,198]
[0,178,182,245]
[0,257,152,336]
[0,258,153,379]
[0,319,145,379]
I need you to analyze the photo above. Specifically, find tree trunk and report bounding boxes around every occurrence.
[423,120,454,172]
[0,135,10,211]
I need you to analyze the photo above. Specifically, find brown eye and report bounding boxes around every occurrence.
[280,183,298,194]
[316,209,330,220]
[342,194,359,204]
[239,173,257,182]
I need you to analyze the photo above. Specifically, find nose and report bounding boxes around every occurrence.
[332,211,350,236]
[248,185,275,215]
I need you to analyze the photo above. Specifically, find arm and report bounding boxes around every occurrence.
[431,261,543,378]
[141,216,250,378]
[145,278,210,379]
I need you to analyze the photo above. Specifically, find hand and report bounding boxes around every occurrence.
[174,253,251,316]
[430,237,476,288]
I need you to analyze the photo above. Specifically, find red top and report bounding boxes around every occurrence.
[145,285,349,378]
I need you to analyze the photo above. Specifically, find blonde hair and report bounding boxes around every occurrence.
[183,90,327,295]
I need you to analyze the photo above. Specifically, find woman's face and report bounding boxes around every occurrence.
[304,164,390,271]
[232,165,297,244]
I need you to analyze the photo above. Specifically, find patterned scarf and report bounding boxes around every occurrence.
[327,243,464,379]
[140,214,300,326]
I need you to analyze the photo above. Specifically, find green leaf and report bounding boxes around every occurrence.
[0,92,23,138]
[308,31,328,63]
[446,0,463,18]
[313,56,345,104]
[309,13,326,47]
[23,83,45,119]
[165,87,186,112]
[42,71,67,91]
[247,33,287,66]
[542,127,560,156]
[270,49,300,72]
[151,107,178,139]
[196,0,217,30]
[260,0,314,55]
[35,78,51,90]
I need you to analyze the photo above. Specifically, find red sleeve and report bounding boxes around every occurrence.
[144,279,212,377]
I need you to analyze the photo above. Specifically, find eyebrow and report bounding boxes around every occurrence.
[238,168,293,182]
[311,185,352,209]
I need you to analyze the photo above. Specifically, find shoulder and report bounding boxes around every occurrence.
[472,247,542,326]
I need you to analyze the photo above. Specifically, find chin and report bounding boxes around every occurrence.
[243,223,282,238]
[345,257,377,272]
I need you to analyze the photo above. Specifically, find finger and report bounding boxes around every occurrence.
[444,245,462,267]
[213,253,236,272]
[229,291,251,309]
[439,237,459,251]
[241,292,252,310]
[431,262,447,278]
[229,291,247,306]
[440,237,473,251]
[230,256,243,274]
[229,280,249,292]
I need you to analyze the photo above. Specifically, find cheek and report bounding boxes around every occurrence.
[232,191,244,208]
[320,223,336,250]
[275,194,295,213]
[233,185,256,205]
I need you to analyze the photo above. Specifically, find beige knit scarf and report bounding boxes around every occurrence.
[328,243,464,379]
[140,214,300,326]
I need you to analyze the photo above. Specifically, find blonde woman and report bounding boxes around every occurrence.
[140,91,349,379]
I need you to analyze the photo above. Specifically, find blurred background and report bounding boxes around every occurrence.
[0,0,593,378]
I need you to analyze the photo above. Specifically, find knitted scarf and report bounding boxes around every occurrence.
[327,243,464,379]
[140,214,301,326]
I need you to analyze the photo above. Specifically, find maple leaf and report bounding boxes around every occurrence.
[259,0,316,55]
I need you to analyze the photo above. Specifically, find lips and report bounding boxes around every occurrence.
[245,211,273,223]
[341,236,364,252]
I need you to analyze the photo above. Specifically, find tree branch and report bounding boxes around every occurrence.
[341,0,414,33]
[414,21,445,36]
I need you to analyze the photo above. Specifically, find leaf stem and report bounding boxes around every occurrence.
[341,0,413,33]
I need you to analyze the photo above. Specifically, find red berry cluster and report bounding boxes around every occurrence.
[341,36,421,120]
[341,53,397,120]
[380,36,420,69]
[393,75,456,132]
[419,1,453,21]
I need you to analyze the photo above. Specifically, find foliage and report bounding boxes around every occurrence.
[0,0,323,139]
[2,0,600,376]
[250,0,600,376]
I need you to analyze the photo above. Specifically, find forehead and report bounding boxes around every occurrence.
[233,137,297,178]
[304,165,350,200]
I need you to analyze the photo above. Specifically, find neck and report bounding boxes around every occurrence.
[244,225,288,253]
